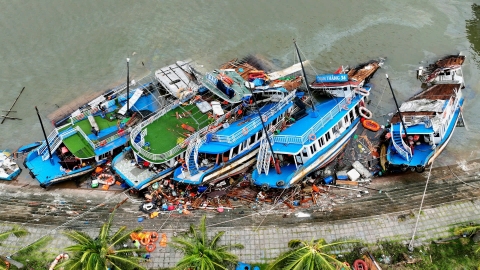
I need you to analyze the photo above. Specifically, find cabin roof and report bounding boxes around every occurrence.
[409,84,460,101]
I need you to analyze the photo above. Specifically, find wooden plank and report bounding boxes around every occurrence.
[335,180,359,186]
[2,87,25,124]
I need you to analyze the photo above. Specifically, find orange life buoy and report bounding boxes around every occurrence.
[100,140,107,146]
[358,106,373,119]
[146,243,156,252]
[140,235,150,246]
[149,231,159,242]
[242,127,248,135]
[309,134,316,141]
[353,259,368,270]
[346,97,352,105]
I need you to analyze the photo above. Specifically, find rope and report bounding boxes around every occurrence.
[408,160,434,251]
[7,187,134,257]
[447,165,480,189]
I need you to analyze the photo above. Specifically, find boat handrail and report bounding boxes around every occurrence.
[37,128,60,155]
[212,91,296,144]
[273,92,355,145]
[75,126,96,150]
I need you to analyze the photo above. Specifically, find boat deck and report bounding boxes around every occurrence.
[198,102,284,154]
[388,142,434,166]
[142,103,210,155]
[272,97,350,154]
[432,55,465,69]
[348,61,381,82]
[114,156,156,186]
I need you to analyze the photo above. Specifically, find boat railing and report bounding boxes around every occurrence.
[213,91,296,144]
[273,93,353,145]
[390,124,412,161]
[37,128,59,155]
[75,126,96,150]
[93,127,131,149]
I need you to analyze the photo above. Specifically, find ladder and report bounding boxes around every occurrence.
[390,124,412,161]
[256,136,273,175]
[184,134,201,175]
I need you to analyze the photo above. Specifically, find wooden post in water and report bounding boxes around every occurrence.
[1,87,25,124]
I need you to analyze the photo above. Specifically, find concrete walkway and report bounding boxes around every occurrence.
[0,159,479,269]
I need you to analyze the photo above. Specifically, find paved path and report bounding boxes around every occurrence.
[0,159,479,268]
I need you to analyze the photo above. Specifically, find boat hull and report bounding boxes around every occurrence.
[253,119,360,189]
[386,100,463,172]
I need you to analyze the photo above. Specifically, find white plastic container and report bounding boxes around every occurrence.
[347,169,361,181]
[352,161,371,178]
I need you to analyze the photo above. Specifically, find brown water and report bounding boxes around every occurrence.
[1,0,479,168]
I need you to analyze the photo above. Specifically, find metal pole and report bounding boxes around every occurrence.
[126,58,130,117]
[35,106,52,161]
[293,40,316,113]
[385,74,408,137]
[247,87,281,174]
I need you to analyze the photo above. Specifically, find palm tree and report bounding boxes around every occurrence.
[267,238,356,270]
[56,210,146,270]
[169,215,244,270]
[0,225,29,270]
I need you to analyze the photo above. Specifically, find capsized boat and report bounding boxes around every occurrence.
[0,150,21,180]
[310,59,383,97]
[24,61,167,188]
[383,56,465,172]
[251,42,375,189]
[198,57,305,103]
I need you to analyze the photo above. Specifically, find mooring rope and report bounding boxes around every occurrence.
[408,160,434,251]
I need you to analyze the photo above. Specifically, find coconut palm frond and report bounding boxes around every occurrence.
[63,230,94,245]
[209,231,225,249]
[199,215,207,245]
[16,235,52,256]
[288,239,304,249]
[0,225,29,241]
[108,254,145,270]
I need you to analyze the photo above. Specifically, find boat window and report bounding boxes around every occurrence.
[302,147,308,157]
[343,87,347,91]
[337,121,343,130]
[242,140,248,151]
[354,105,359,117]
[249,134,255,144]
[310,143,317,154]
[349,110,354,123]
[445,71,450,75]
[295,154,303,164]
[319,136,325,147]
[231,145,239,158]
[325,131,331,142]
[344,115,349,125]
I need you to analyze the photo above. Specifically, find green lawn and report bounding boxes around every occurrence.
[142,104,210,157]
[75,113,118,135]
[63,133,95,158]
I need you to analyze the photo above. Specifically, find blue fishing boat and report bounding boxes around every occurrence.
[251,42,376,189]
[24,59,166,187]
[0,150,21,180]
[16,141,42,154]
[111,60,209,190]
[382,54,465,173]
[172,89,299,185]
[310,59,383,97]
